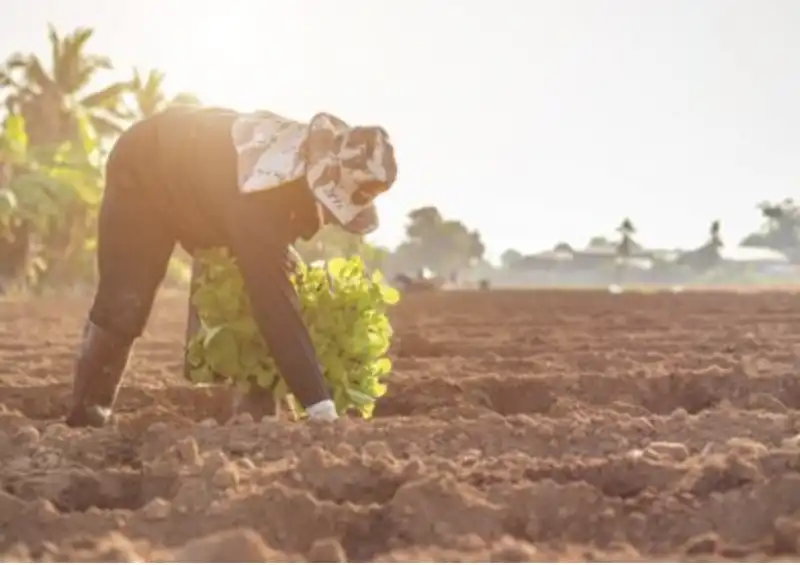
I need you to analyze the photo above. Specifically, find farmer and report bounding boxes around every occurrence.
[65,106,397,428]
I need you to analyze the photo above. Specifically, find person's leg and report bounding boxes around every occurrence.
[66,171,175,427]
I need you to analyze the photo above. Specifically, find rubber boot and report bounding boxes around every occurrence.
[65,321,133,428]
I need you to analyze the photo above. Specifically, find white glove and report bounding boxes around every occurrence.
[306,399,338,422]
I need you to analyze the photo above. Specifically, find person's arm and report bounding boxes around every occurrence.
[227,189,337,421]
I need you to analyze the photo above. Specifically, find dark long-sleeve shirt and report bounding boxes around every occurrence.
[127,106,328,403]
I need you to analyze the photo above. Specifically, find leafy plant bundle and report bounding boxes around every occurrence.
[185,248,400,419]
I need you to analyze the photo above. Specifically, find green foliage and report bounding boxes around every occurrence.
[0,24,202,292]
[186,249,400,420]
[0,112,104,287]
[1,24,131,142]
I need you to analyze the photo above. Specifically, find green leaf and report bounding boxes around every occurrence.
[202,324,224,348]
[190,365,215,384]
[78,81,131,109]
[273,378,289,401]
[185,336,204,367]
[372,357,392,375]
[73,108,100,159]
[345,387,375,406]
[326,257,347,278]
[2,114,28,159]
[188,246,396,420]
[254,365,277,388]
[204,326,239,377]
[380,285,400,305]
[239,341,262,369]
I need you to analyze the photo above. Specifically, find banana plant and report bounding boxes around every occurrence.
[0,112,103,288]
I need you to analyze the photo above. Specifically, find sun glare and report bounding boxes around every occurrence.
[149,4,314,116]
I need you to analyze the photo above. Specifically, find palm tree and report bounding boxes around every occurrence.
[126,68,201,119]
[613,217,638,286]
[0,24,130,145]
[0,25,130,288]
[616,217,637,258]
[709,219,722,248]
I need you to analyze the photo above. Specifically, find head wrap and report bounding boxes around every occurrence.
[231,110,396,234]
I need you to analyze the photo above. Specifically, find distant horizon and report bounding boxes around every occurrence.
[4,0,799,262]
[370,203,771,260]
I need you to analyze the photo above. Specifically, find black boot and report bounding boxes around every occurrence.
[65,321,133,428]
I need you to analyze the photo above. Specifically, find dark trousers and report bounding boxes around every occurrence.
[88,165,176,343]
[89,154,305,348]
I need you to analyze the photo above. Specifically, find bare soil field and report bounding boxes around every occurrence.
[3,289,800,561]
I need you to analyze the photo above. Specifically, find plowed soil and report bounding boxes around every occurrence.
[3,289,800,562]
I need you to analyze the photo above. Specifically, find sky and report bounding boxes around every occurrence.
[3,0,800,261]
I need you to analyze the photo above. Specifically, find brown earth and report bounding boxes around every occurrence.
[3,289,800,561]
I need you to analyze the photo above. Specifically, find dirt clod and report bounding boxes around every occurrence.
[307,537,347,563]
[774,516,800,554]
[211,463,239,490]
[172,528,283,562]
[141,497,171,521]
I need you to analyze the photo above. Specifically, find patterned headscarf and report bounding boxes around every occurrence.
[231,110,396,235]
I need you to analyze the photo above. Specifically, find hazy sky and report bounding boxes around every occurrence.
[4,0,800,260]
